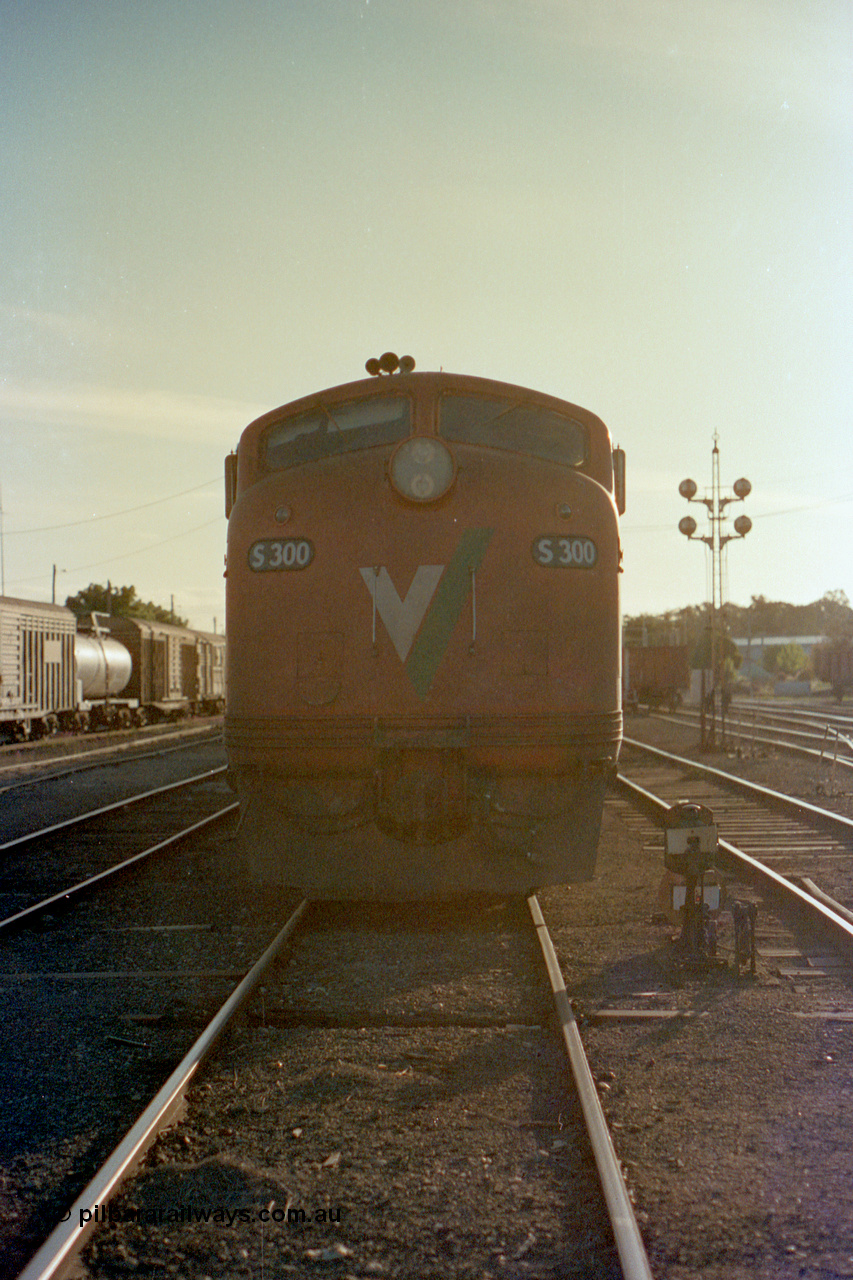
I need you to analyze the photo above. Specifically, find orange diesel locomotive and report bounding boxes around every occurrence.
[224,355,624,898]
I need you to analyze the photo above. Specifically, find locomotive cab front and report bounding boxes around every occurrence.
[224,359,623,898]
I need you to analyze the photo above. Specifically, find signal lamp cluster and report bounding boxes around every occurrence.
[365,352,416,376]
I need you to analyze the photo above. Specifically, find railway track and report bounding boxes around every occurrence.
[19,897,653,1280]
[643,703,853,773]
[734,697,853,735]
[545,746,853,1276]
[0,745,254,1279]
[0,766,237,929]
[617,735,853,974]
[620,734,853,882]
[12,725,853,1277]
[0,720,224,790]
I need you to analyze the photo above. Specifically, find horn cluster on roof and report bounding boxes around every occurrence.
[365,352,416,376]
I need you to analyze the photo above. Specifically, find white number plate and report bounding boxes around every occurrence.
[249,538,315,571]
[532,535,598,568]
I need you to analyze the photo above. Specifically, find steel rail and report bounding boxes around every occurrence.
[0,766,229,853]
[638,711,853,770]
[16,899,310,1280]
[734,698,853,731]
[527,894,654,1280]
[0,802,239,934]
[0,728,224,793]
[615,772,853,961]
[714,705,853,751]
[648,703,847,737]
[621,737,853,838]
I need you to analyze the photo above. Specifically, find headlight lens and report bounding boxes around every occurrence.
[390,437,455,503]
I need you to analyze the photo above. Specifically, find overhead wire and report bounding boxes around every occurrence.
[4,478,221,535]
[4,517,225,594]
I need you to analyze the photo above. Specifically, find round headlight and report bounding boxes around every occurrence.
[390,437,455,503]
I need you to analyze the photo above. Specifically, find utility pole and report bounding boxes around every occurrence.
[678,435,752,750]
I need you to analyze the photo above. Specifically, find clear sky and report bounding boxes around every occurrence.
[2,0,850,630]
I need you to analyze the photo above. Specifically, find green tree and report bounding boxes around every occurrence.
[627,592,853,648]
[691,630,742,672]
[775,643,809,678]
[65,583,188,627]
[762,645,781,675]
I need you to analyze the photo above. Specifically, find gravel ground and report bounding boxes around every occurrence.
[83,901,624,1279]
[0,739,270,1280]
[547,716,853,1280]
[0,730,226,845]
[9,714,853,1278]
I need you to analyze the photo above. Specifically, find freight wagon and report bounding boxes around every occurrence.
[622,643,690,712]
[0,595,225,741]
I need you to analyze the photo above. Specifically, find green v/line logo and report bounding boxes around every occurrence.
[359,527,493,698]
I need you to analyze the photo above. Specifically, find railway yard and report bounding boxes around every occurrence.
[2,703,853,1278]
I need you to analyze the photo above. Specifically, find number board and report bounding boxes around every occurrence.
[532,535,598,568]
[249,539,315,572]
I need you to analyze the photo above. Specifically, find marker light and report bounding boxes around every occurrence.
[390,437,455,503]
[366,353,416,376]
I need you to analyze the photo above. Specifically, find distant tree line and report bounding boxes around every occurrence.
[624,591,853,682]
[65,583,188,628]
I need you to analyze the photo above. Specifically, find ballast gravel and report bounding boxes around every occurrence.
[6,712,853,1278]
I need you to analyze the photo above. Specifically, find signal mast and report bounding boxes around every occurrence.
[678,434,752,749]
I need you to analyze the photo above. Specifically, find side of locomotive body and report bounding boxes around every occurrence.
[225,366,624,898]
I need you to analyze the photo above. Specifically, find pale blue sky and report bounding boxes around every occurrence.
[2,0,850,628]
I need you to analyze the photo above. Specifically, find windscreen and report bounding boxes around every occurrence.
[265,395,411,469]
[439,394,587,467]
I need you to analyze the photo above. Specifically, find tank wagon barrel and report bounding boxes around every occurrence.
[74,631,133,699]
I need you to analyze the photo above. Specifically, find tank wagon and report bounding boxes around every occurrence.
[224,355,625,899]
[0,596,225,741]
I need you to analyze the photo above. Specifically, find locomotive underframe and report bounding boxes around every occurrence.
[228,714,620,898]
